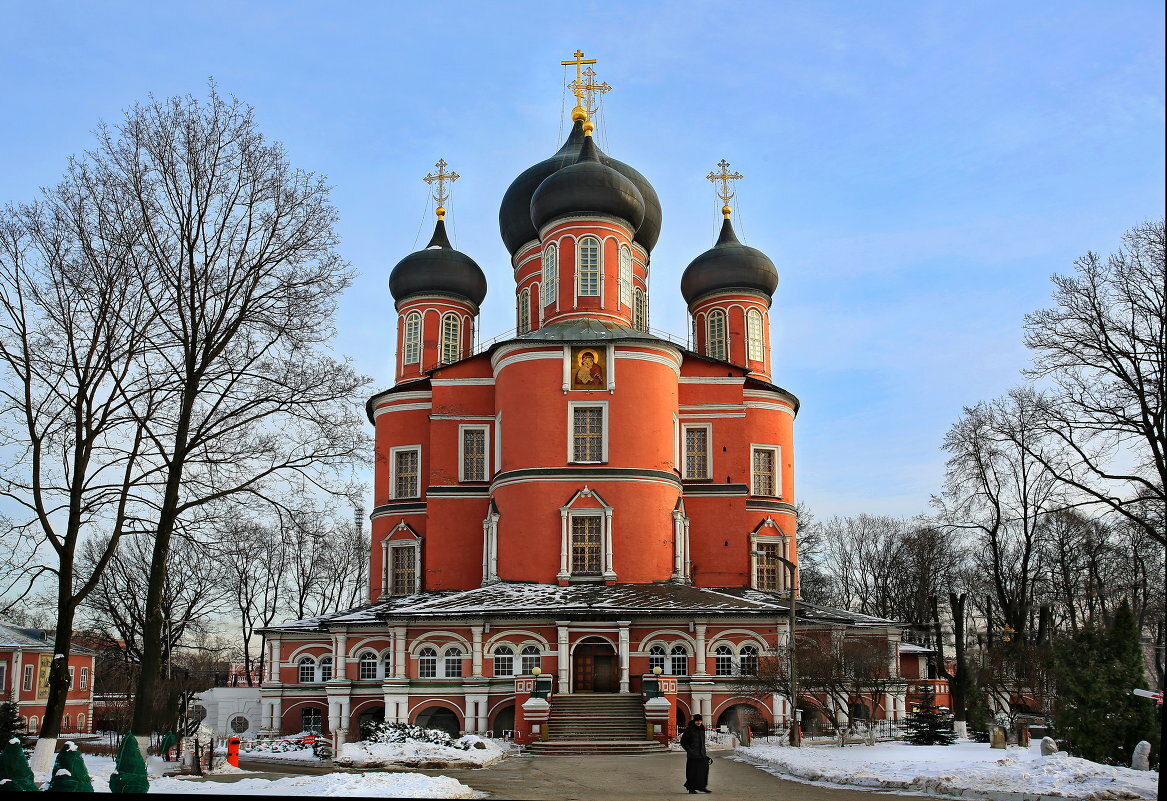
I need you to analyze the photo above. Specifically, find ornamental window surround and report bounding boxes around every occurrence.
[439,312,462,364]
[706,309,727,360]
[750,523,790,592]
[388,541,420,596]
[570,515,603,576]
[577,236,600,297]
[568,402,608,464]
[750,445,781,497]
[403,312,422,365]
[618,246,632,307]
[559,487,616,582]
[633,288,647,332]
[682,424,712,480]
[391,446,422,499]
[459,425,489,482]
[746,309,764,362]
[542,244,558,306]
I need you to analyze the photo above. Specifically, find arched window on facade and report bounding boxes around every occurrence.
[298,656,316,684]
[444,647,464,678]
[440,313,462,364]
[739,644,759,676]
[577,237,600,296]
[714,645,734,676]
[648,645,667,673]
[319,655,334,682]
[418,647,438,679]
[746,309,764,362]
[77,713,86,733]
[633,288,647,332]
[706,309,727,361]
[618,246,632,307]
[670,645,690,676]
[542,244,558,306]
[520,646,541,675]
[403,312,422,364]
[359,651,379,680]
[63,713,71,731]
[493,645,514,677]
[518,288,531,335]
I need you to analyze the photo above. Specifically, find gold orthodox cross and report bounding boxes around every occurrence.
[562,49,598,108]
[707,159,744,217]
[569,66,612,116]
[423,159,459,219]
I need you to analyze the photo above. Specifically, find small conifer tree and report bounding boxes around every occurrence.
[0,736,40,791]
[905,684,957,745]
[46,741,94,792]
[109,733,150,793]
[0,703,25,742]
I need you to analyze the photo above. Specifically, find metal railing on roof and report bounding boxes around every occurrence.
[472,325,691,356]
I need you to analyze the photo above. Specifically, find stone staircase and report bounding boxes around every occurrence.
[525,693,668,755]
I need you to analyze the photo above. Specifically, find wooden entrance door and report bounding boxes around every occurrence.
[573,642,617,692]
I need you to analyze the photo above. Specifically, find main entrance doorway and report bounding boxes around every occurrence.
[572,638,617,692]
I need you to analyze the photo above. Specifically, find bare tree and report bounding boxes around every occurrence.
[1023,220,1166,546]
[217,518,287,686]
[0,180,156,767]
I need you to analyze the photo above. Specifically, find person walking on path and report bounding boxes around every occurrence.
[680,714,711,793]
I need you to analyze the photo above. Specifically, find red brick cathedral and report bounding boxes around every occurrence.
[261,61,908,750]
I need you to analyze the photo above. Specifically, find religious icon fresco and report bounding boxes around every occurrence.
[570,346,606,390]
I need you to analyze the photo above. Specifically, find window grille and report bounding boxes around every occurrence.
[570,516,603,575]
[444,648,464,678]
[520,646,541,674]
[298,657,316,683]
[752,449,776,496]
[648,645,667,673]
[684,427,709,479]
[359,652,379,680]
[440,313,461,364]
[418,647,437,678]
[740,645,759,676]
[747,309,764,362]
[755,541,780,590]
[319,656,333,682]
[404,313,422,364]
[633,288,647,331]
[493,646,514,677]
[518,289,531,334]
[542,245,558,306]
[618,247,632,307]
[707,309,727,360]
[394,449,419,498]
[714,645,734,676]
[572,407,603,462]
[578,237,600,296]
[301,708,322,732]
[230,715,249,734]
[670,645,689,676]
[391,546,417,595]
[462,428,486,481]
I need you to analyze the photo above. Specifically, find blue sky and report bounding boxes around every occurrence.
[2,1,1163,519]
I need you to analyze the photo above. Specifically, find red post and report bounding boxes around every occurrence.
[226,737,241,767]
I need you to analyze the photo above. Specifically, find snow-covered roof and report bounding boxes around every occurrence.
[898,642,935,654]
[265,583,903,632]
[0,622,98,654]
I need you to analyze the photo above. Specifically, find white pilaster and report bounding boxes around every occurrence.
[557,622,570,692]
[394,627,407,678]
[471,626,484,677]
[558,511,570,580]
[694,623,708,675]
[618,621,630,693]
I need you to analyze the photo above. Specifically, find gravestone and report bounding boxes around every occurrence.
[990,726,1008,749]
[1132,740,1151,771]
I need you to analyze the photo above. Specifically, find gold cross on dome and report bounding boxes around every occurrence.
[569,66,612,116]
[562,49,598,106]
[707,159,744,217]
[423,159,459,219]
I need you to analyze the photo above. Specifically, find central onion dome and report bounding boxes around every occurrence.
[498,119,662,256]
[530,134,645,232]
[389,218,488,307]
[680,217,778,306]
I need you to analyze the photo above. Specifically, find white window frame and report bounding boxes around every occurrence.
[746,308,764,362]
[706,308,727,360]
[633,287,647,331]
[459,424,490,482]
[520,645,542,675]
[403,312,422,365]
[739,644,760,676]
[750,444,781,497]
[68,666,74,688]
[541,244,558,307]
[682,423,712,480]
[0,662,6,692]
[390,445,422,499]
[618,246,632,308]
[493,645,514,677]
[418,647,438,678]
[518,288,531,335]
[567,401,608,464]
[577,236,600,297]
[713,645,734,676]
[358,651,380,680]
[648,645,667,673]
[750,531,789,592]
[319,655,334,682]
[439,312,462,364]
[387,540,421,596]
[443,647,464,678]
[670,645,690,676]
[298,656,316,684]
[23,664,34,692]
[79,666,89,690]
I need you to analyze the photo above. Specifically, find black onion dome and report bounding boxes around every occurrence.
[680,218,778,306]
[530,135,645,233]
[388,219,488,307]
[499,120,662,255]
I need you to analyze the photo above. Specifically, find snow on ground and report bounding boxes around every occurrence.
[736,740,1159,800]
[78,753,479,798]
[336,736,516,768]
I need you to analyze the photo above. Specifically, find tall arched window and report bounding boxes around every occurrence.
[518,289,531,334]
[739,645,759,676]
[618,246,632,307]
[440,313,462,364]
[493,645,514,677]
[520,646,541,675]
[577,237,600,296]
[670,645,689,676]
[418,647,438,678]
[319,655,334,682]
[541,245,558,306]
[648,645,667,673]
[714,645,734,676]
[298,656,316,684]
[403,312,422,364]
[707,309,727,360]
[444,647,464,678]
[747,309,764,362]
[358,651,379,680]
[633,288,647,332]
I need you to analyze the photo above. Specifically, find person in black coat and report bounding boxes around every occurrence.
[680,714,711,793]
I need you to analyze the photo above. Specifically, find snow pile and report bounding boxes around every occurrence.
[337,735,514,769]
[237,734,324,762]
[736,740,1159,800]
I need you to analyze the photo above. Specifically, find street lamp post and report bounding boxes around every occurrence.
[750,549,800,747]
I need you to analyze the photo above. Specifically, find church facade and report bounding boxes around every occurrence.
[260,64,911,748]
